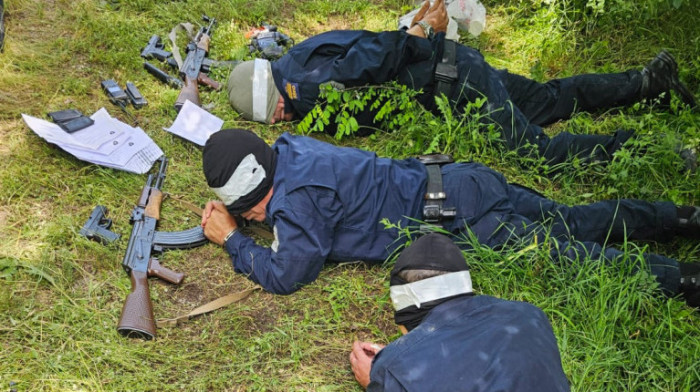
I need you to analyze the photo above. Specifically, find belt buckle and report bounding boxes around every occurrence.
[423,204,442,223]
[435,62,458,83]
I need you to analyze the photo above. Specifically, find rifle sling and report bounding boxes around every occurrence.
[156,286,262,327]
[166,193,204,217]
[168,22,196,70]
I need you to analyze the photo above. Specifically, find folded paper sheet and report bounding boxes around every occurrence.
[22,108,164,174]
[165,100,223,146]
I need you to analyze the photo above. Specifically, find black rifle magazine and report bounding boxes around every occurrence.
[125,82,147,109]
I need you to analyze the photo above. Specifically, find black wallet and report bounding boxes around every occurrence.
[47,109,95,133]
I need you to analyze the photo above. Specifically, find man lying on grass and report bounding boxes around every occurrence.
[225,0,697,167]
[349,233,570,392]
[199,128,700,309]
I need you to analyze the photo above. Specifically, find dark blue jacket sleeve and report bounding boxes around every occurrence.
[367,369,406,392]
[322,31,433,86]
[272,30,435,120]
[223,186,342,294]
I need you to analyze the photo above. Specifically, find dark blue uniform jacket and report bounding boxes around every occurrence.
[223,133,679,295]
[225,132,427,294]
[368,295,571,392]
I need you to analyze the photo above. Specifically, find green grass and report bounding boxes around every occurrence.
[1,0,699,390]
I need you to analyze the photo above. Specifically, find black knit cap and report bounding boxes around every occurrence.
[203,128,277,215]
[390,233,470,286]
[391,233,471,331]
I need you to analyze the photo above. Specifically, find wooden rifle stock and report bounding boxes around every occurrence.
[174,75,201,112]
[117,258,184,340]
[173,72,222,112]
[117,270,156,339]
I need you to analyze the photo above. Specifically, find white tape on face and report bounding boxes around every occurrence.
[210,153,266,206]
[390,271,473,311]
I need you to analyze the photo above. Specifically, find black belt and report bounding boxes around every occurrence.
[434,39,458,98]
[419,154,456,224]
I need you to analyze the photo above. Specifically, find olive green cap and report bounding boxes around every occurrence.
[226,59,280,123]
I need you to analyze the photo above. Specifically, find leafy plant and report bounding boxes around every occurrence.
[298,82,508,162]
[297,81,422,139]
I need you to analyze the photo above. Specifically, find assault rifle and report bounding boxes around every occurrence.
[118,157,208,340]
[174,15,220,112]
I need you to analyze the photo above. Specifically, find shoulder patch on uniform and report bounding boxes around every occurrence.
[283,79,300,101]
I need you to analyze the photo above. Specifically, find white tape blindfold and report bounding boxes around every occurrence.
[390,270,473,311]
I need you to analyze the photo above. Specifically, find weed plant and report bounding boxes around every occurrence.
[1,0,699,391]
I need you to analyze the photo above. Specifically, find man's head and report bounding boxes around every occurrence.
[203,128,276,216]
[227,59,283,124]
[390,233,473,332]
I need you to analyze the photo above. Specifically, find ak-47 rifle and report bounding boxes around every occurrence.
[174,15,219,112]
[117,157,208,339]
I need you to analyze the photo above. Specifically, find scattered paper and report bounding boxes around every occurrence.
[165,99,223,146]
[22,108,164,174]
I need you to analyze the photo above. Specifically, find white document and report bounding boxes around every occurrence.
[21,112,124,151]
[22,109,163,174]
[165,99,223,146]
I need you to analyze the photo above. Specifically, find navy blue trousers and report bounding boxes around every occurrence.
[451,46,642,164]
[442,163,681,294]
[498,70,643,127]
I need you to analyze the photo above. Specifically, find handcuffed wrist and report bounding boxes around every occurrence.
[222,228,237,246]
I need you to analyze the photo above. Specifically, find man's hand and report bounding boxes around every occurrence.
[349,341,385,389]
[410,0,448,33]
[270,95,294,124]
[201,200,238,246]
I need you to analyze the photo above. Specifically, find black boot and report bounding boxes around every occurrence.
[679,262,700,308]
[641,50,696,107]
[676,206,700,239]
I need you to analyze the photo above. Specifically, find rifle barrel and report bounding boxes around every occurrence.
[154,157,168,189]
